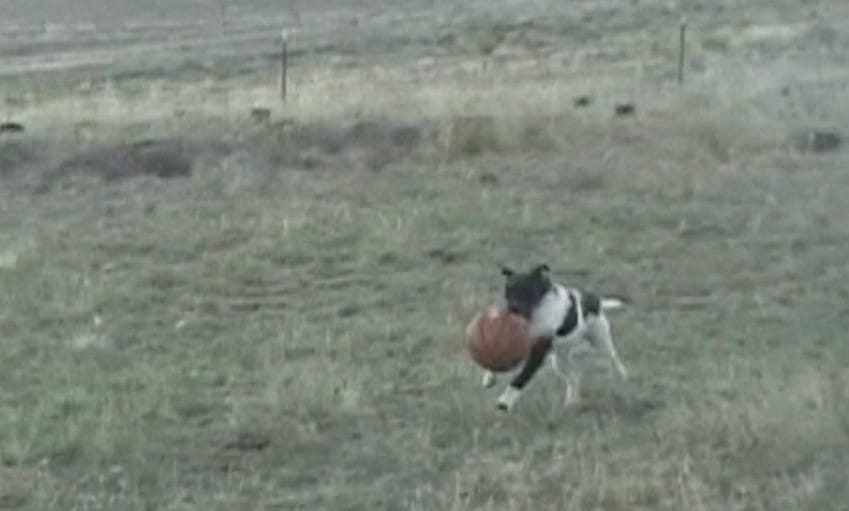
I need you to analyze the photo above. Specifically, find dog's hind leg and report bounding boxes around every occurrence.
[549,351,580,406]
[587,315,628,380]
[496,336,553,411]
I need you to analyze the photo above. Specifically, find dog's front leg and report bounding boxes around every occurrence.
[496,336,553,411]
[481,371,497,389]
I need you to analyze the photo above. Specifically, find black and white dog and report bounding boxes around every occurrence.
[484,264,629,412]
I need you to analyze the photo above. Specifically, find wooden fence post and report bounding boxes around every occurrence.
[280,30,288,102]
[678,18,687,85]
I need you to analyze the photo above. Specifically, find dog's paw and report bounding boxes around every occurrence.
[481,372,497,389]
[496,386,521,412]
[609,355,629,381]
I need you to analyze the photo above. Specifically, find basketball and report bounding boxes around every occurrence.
[465,307,532,373]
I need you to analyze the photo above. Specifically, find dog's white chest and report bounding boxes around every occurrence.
[528,285,577,339]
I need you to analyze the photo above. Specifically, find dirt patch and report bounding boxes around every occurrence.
[246,118,434,173]
[61,139,193,180]
[37,138,204,191]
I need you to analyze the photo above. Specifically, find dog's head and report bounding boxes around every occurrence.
[501,264,553,319]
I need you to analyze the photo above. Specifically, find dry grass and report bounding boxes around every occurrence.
[2,0,849,510]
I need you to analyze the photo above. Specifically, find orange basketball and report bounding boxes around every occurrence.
[465,307,531,373]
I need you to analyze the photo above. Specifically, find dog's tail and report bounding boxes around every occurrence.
[600,296,628,311]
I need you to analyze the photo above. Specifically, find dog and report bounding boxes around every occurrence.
[482,263,629,412]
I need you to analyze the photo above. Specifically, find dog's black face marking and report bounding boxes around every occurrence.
[502,264,552,319]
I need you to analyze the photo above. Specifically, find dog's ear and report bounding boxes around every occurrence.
[532,264,550,278]
[501,266,516,278]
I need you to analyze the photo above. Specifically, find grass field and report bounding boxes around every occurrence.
[2,0,849,509]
